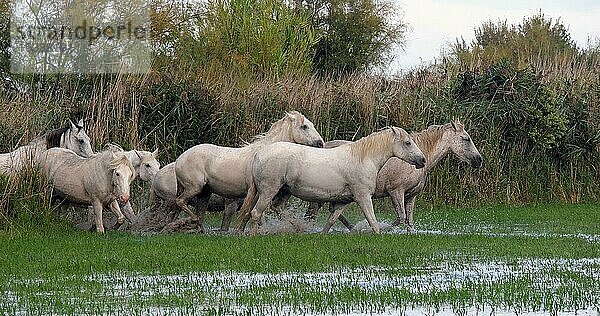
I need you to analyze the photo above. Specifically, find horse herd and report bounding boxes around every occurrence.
[0,111,483,235]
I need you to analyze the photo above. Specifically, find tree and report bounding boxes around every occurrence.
[174,0,317,79]
[295,0,407,74]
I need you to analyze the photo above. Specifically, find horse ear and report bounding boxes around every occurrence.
[286,112,298,124]
[69,119,77,131]
[77,118,84,128]
[152,148,159,157]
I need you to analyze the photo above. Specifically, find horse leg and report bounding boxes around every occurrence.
[175,184,204,221]
[121,201,137,223]
[219,199,240,232]
[389,189,406,227]
[92,200,105,234]
[109,200,126,225]
[355,194,380,234]
[304,202,323,221]
[405,196,416,234]
[322,203,347,234]
[249,189,279,236]
[334,205,354,231]
[193,192,211,233]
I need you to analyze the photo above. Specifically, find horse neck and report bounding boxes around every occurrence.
[350,132,394,170]
[246,120,294,148]
[57,129,67,148]
[91,153,117,189]
[413,128,450,173]
[122,151,140,167]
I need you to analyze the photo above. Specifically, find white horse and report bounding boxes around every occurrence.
[150,162,241,231]
[306,120,483,232]
[173,111,325,232]
[40,148,135,233]
[105,144,160,182]
[97,144,160,223]
[0,119,94,176]
[236,127,426,235]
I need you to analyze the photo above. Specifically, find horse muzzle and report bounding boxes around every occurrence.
[312,140,325,148]
[118,195,130,204]
[470,155,483,168]
[414,157,426,169]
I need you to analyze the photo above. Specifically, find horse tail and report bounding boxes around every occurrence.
[149,187,159,206]
[236,178,259,232]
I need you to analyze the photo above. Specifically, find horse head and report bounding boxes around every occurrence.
[109,152,136,204]
[286,111,324,148]
[390,126,426,169]
[445,119,483,168]
[134,148,160,182]
[65,119,94,158]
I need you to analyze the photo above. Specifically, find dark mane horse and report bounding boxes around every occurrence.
[0,119,93,176]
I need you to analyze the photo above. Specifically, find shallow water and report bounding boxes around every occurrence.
[261,212,600,243]
[5,257,599,315]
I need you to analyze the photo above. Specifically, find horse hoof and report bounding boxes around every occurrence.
[391,219,403,227]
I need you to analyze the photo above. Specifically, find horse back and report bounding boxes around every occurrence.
[43,149,113,205]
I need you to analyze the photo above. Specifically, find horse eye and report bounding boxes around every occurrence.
[145,163,151,168]
[78,139,84,143]
[404,141,411,146]
[115,172,120,177]
[301,125,308,130]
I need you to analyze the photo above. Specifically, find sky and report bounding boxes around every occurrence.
[389,0,600,72]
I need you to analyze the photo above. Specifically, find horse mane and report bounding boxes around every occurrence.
[349,128,394,161]
[410,124,451,156]
[245,111,301,146]
[95,149,135,173]
[103,143,124,152]
[44,127,69,149]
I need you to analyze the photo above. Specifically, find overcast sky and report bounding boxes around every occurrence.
[388,0,600,73]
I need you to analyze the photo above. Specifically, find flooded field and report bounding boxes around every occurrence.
[0,203,598,315]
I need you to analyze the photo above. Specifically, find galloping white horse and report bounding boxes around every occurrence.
[100,144,161,223]
[150,162,241,231]
[40,148,135,233]
[237,127,426,235]
[306,120,483,232]
[0,119,94,176]
[105,144,160,182]
[173,111,325,232]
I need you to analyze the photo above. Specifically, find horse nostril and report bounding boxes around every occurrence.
[120,195,129,203]
[316,140,324,148]
[472,156,483,168]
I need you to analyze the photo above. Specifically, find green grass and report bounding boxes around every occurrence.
[0,203,598,315]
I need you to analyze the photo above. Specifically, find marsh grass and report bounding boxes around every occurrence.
[0,164,69,236]
[0,204,598,315]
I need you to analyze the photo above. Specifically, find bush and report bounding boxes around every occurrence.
[0,166,69,235]
[160,0,317,79]
[450,61,568,150]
